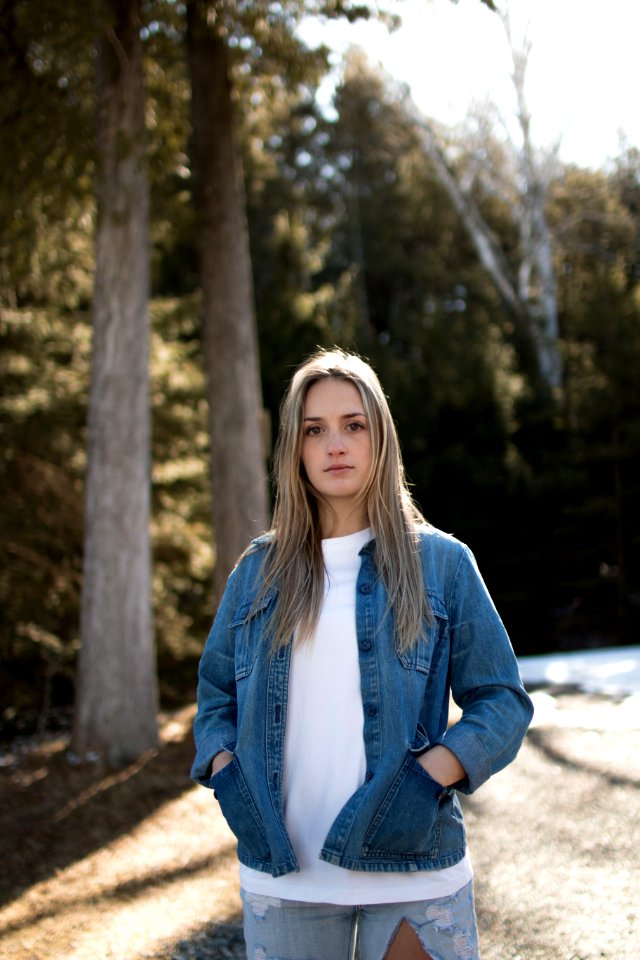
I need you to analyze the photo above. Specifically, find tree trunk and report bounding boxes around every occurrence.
[417,121,542,383]
[73,0,157,766]
[507,19,562,390]
[408,5,564,398]
[186,0,269,600]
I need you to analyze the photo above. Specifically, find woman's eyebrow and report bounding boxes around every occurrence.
[303,411,366,421]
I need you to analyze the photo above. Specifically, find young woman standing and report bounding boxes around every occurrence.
[192,349,533,959]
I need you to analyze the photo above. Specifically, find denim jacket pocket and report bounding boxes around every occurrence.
[230,587,277,681]
[362,752,451,859]
[396,592,448,675]
[211,757,271,863]
[408,722,430,756]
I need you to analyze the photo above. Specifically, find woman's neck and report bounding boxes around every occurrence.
[318,504,369,539]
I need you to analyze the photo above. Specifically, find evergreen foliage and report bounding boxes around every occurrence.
[0,300,213,738]
[2,3,639,739]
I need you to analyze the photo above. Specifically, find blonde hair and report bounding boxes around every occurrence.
[256,348,431,652]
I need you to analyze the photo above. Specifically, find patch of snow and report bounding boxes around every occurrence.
[518,646,640,730]
[518,646,640,696]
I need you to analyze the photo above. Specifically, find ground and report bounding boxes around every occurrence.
[1,691,638,960]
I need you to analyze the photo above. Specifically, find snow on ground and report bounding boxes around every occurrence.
[518,645,640,695]
[517,646,640,729]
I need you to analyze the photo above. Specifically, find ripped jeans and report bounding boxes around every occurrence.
[241,881,479,960]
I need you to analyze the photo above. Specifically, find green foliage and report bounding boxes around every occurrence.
[143,3,199,295]
[245,54,640,653]
[0,298,215,738]
[3,1,640,741]
[0,308,88,736]
[548,163,640,645]
[0,0,97,304]
[149,296,215,679]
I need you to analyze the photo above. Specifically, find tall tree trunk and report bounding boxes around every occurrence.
[73,0,157,765]
[506,14,561,391]
[186,0,269,600]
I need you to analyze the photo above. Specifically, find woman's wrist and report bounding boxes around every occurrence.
[211,750,234,775]
[417,744,465,787]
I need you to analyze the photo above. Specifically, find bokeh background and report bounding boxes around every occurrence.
[2,0,639,746]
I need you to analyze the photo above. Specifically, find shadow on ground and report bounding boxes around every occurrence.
[149,916,245,960]
[525,726,640,789]
[0,708,197,905]
[0,845,236,945]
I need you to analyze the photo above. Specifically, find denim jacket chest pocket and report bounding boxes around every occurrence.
[394,591,449,675]
[230,587,278,681]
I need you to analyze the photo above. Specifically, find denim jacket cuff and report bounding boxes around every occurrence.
[191,736,236,786]
[436,725,493,794]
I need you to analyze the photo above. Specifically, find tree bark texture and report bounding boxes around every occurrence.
[186,0,269,600]
[508,22,562,390]
[73,0,158,765]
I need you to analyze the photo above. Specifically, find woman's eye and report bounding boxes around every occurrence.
[347,421,364,432]
[304,425,322,436]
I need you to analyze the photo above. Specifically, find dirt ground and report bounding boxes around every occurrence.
[1,691,639,960]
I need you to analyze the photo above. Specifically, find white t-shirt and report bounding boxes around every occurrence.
[240,528,472,904]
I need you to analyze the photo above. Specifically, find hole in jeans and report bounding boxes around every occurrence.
[383,919,432,960]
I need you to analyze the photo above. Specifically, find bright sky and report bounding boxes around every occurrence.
[298,0,640,170]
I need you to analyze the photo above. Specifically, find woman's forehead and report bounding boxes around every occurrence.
[303,377,364,414]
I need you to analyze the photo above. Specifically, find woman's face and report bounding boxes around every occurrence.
[300,378,372,523]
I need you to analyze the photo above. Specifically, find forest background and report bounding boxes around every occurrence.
[2,0,640,749]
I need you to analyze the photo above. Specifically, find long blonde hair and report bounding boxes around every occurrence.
[257,348,431,652]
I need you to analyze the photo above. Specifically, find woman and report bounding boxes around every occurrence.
[192,349,533,960]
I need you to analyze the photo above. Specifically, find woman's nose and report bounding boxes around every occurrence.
[327,431,347,453]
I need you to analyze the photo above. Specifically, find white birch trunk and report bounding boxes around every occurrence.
[507,14,562,389]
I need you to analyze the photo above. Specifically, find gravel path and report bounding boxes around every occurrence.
[467,692,640,960]
[2,693,638,960]
[153,692,640,960]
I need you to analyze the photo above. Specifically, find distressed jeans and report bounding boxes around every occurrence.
[241,880,479,960]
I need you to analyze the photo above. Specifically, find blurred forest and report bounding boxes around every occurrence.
[2,0,640,742]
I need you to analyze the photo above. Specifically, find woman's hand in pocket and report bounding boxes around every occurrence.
[417,745,465,787]
[212,750,234,776]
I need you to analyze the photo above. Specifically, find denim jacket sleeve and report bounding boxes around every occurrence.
[191,560,244,785]
[435,543,534,794]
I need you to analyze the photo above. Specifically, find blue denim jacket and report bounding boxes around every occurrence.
[191,526,533,878]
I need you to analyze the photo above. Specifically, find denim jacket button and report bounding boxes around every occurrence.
[365,771,373,781]
[360,640,372,651]
[365,705,377,717]
[359,583,372,594]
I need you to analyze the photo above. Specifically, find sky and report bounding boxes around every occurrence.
[297,0,640,170]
